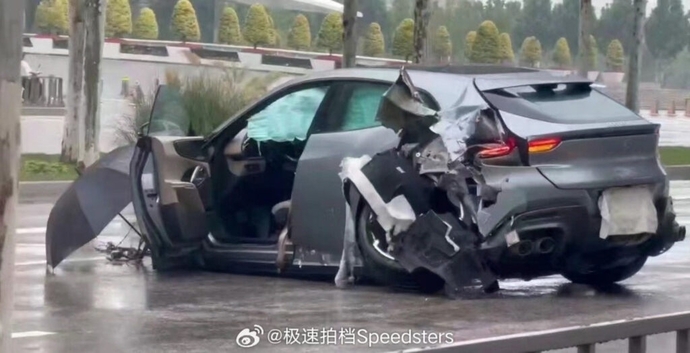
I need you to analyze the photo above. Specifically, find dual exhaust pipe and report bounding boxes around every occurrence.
[513,237,556,257]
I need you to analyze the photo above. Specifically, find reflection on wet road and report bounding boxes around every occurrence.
[11,182,690,353]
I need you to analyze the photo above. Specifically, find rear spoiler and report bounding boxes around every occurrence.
[474,76,593,92]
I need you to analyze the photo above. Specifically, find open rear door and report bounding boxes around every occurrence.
[130,85,211,269]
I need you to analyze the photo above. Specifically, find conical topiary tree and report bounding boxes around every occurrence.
[171,0,200,42]
[105,0,133,38]
[498,32,515,64]
[287,14,311,50]
[362,22,385,57]
[316,12,343,55]
[271,29,282,48]
[267,12,280,47]
[520,36,542,67]
[464,31,476,61]
[35,0,68,35]
[392,18,415,61]
[243,4,272,48]
[218,7,242,45]
[34,0,55,34]
[552,37,572,68]
[470,20,501,64]
[55,0,68,33]
[432,25,452,62]
[132,7,159,40]
[606,39,625,72]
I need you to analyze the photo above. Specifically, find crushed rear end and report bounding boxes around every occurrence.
[337,68,685,295]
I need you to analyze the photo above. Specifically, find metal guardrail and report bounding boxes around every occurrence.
[22,75,64,107]
[399,311,690,353]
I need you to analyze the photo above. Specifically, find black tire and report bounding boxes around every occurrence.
[356,203,445,294]
[561,256,647,285]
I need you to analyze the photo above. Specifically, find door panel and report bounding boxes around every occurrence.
[290,126,398,255]
[132,136,210,261]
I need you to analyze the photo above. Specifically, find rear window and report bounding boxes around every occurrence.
[483,83,639,124]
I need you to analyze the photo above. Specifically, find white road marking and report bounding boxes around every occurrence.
[12,331,56,338]
[16,222,125,235]
[17,227,46,234]
[15,257,104,267]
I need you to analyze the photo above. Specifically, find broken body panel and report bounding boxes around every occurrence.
[339,68,686,294]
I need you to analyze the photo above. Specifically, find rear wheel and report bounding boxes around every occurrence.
[356,203,445,294]
[561,256,647,285]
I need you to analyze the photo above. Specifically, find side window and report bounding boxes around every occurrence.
[338,83,389,131]
[246,85,329,142]
[328,82,439,133]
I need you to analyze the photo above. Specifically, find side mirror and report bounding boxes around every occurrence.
[137,122,150,138]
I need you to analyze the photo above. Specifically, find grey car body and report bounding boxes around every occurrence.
[58,65,685,293]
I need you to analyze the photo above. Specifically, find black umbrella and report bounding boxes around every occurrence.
[46,145,136,268]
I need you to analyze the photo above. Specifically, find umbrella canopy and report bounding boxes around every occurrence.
[46,145,135,268]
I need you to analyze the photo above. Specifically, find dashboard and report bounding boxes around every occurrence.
[223,128,304,176]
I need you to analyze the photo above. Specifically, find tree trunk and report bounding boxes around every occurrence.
[0,0,24,349]
[626,0,646,113]
[62,0,85,164]
[81,0,105,167]
[413,0,429,64]
[578,0,592,77]
[342,0,358,68]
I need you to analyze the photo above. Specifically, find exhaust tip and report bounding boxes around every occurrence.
[514,240,533,257]
[536,237,556,254]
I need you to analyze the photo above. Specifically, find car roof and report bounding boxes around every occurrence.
[282,65,590,109]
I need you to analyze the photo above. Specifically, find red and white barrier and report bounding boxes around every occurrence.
[22,34,406,75]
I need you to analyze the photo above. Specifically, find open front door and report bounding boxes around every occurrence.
[130,85,211,269]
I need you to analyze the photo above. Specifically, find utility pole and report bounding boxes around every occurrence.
[342,0,358,68]
[578,0,592,77]
[62,0,86,164]
[81,0,105,167]
[626,0,647,113]
[0,0,24,350]
[413,0,430,64]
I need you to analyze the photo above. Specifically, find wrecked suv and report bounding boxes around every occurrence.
[47,65,685,296]
[337,67,685,294]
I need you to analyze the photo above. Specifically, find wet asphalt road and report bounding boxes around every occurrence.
[10,182,690,353]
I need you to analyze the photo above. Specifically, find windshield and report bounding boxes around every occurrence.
[483,83,641,124]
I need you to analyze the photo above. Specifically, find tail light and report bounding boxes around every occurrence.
[528,137,561,154]
[477,138,516,158]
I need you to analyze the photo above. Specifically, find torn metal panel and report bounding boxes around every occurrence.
[389,211,498,292]
[377,67,504,163]
[376,67,439,135]
[335,204,357,288]
[339,154,423,237]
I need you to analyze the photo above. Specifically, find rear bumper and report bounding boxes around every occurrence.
[476,167,685,279]
[481,196,685,279]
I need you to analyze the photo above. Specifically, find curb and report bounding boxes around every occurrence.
[666,165,690,181]
[18,167,690,204]
[19,181,71,204]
